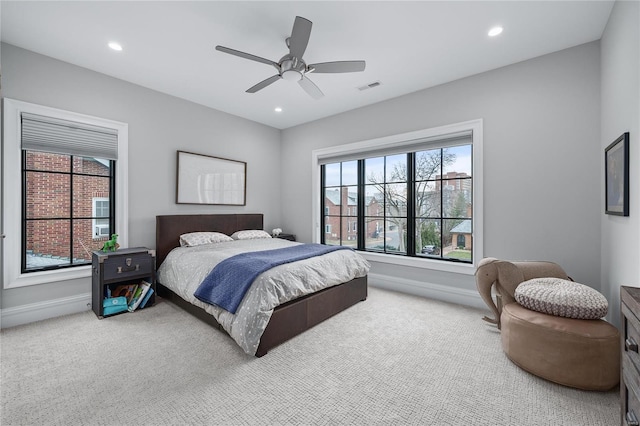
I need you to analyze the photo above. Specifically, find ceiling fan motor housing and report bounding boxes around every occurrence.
[280,55,306,81]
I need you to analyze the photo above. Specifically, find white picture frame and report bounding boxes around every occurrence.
[176,151,246,205]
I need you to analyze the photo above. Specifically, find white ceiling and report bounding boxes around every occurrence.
[1,1,614,130]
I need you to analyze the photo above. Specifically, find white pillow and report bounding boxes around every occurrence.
[231,230,272,240]
[179,232,233,247]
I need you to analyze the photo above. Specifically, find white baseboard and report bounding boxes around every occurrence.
[0,277,484,328]
[368,273,485,310]
[0,292,92,329]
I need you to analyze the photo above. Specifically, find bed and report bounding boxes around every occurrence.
[155,213,369,357]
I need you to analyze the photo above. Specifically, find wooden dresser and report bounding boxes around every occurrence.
[621,286,640,425]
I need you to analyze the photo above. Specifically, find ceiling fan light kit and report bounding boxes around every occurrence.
[282,70,301,81]
[215,16,366,99]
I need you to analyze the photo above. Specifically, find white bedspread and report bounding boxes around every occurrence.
[157,238,370,355]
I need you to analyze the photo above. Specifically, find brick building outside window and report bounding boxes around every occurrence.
[24,151,113,271]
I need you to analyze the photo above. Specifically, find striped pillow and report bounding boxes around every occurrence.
[515,278,608,319]
[179,232,233,247]
[230,230,272,240]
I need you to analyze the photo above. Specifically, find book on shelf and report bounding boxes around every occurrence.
[112,284,137,303]
[128,281,152,312]
[139,287,155,309]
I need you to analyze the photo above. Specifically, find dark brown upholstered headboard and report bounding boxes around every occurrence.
[155,214,263,267]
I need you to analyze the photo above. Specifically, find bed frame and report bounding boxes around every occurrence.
[156,214,367,357]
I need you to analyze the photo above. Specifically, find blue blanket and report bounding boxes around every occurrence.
[194,244,351,313]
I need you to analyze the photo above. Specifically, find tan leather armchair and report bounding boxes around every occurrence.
[475,257,570,328]
[475,257,619,391]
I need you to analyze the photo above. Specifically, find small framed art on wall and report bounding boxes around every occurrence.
[605,132,629,216]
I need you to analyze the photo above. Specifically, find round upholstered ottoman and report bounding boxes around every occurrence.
[501,302,619,390]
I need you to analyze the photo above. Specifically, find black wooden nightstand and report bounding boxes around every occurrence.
[91,247,156,318]
[276,233,296,241]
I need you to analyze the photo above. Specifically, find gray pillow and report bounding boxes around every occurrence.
[230,230,272,240]
[515,278,608,319]
[179,232,233,247]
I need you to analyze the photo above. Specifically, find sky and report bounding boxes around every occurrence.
[324,144,472,187]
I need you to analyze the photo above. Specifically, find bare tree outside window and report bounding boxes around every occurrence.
[321,143,472,263]
[366,150,455,253]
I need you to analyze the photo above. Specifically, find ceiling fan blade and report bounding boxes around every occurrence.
[216,45,278,68]
[298,76,324,100]
[246,75,282,93]
[308,61,366,74]
[288,16,312,58]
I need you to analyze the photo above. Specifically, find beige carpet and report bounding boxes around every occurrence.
[1,287,618,425]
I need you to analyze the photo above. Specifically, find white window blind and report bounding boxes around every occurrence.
[317,130,472,165]
[21,112,118,160]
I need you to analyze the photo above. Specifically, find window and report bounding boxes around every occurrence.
[322,161,358,248]
[3,99,128,288]
[23,152,114,272]
[313,120,482,274]
[93,198,110,238]
[322,145,472,262]
[363,154,408,254]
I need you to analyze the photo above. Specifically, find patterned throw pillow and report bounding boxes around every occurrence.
[230,230,272,240]
[514,278,608,320]
[179,232,233,247]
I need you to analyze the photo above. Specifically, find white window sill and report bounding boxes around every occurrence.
[360,251,476,275]
[5,265,91,289]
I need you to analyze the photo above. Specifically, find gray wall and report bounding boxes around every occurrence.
[600,0,640,326]
[3,16,631,321]
[1,43,282,310]
[281,42,602,303]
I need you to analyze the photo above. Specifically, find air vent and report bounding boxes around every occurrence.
[358,81,382,91]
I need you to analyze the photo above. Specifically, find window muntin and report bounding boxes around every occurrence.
[414,146,472,262]
[323,162,358,247]
[23,151,114,272]
[341,160,358,186]
[324,163,341,186]
[384,154,406,183]
[322,143,473,264]
[364,155,409,255]
[364,218,383,250]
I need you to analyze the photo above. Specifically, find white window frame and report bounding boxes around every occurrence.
[311,119,483,275]
[2,98,129,289]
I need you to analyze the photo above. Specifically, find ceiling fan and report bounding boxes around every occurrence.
[215,16,366,100]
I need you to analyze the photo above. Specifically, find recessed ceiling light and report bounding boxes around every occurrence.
[488,26,503,37]
[108,42,123,51]
[274,107,283,113]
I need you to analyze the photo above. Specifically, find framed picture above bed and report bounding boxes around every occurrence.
[176,150,246,205]
[605,132,629,216]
